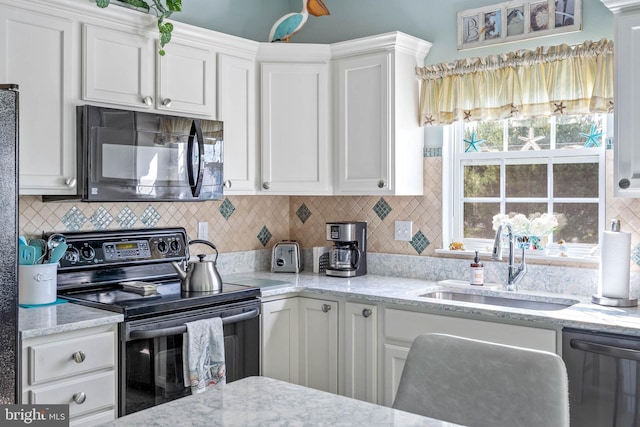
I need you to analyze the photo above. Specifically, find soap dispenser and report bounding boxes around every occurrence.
[470,251,484,286]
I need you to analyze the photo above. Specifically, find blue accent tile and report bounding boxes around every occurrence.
[632,244,640,267]
[296,203,312,224]
[61,206,87,231]
[219,198,236,220]
[89,206,113,230]
[257,226,272,247]
[411,230,431,255]
[373,198,392,221]
[424,147,443,157]
[141,205,160,228]
[117,207,137,229]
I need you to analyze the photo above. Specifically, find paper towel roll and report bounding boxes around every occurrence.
[599,230,631,299]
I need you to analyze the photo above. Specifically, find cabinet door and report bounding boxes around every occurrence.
[261,298,300,384]
[382,343,409,407]
[335,53,391,194]
[83,24,155,109]
[260,62,330,194]
[298,297,338,393]
[0,7,77,195]
[218,54,257,193]
[614,11,640,197]
[157,40,214,116]
[344,302,377,403]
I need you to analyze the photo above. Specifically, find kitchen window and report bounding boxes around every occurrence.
[442,113,607,258]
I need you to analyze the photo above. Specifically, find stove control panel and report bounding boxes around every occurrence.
[56,229,188,268]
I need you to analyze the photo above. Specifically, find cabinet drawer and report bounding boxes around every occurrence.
[27,331,115,385]
[384,308,556,353]
[28,370,115,419]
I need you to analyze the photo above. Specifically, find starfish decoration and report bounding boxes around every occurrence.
[463,110,472,122]
[464,132,485,153]
[518,128,544,151]
[553,101,566,114]
[580,124,603,148]
[424,115,435,126]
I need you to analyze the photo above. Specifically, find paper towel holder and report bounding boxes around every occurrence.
[592,219,638,307]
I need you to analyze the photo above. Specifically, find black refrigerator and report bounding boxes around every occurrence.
[0,84,19,403]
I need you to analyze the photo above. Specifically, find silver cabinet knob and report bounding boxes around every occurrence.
[224,180,232,189]
[72,351,86,363]
[377,180,386,189]
[321,304,331,313]
[162,98,172,108]
[262,182,270,190]
[142,96,153,106]
[65,177,76,188]
[72,392,86,404]
[362,308,372,318]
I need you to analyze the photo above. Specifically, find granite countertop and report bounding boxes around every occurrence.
[19,302,123,339]
[225,271,640,337]
[98,376,460,427]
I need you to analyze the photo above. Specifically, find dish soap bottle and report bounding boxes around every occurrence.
[470,251,484,286]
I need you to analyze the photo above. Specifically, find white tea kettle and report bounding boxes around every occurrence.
[171,239,223,292]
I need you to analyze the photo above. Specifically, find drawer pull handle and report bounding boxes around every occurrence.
[73,392,86,404]
[362,308,372,318]
[142,96,153,106]
[162,98,172,108]
[321,304,331,313]
[72,351,86,363]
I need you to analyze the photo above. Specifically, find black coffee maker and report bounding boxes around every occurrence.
[325,222,367,277]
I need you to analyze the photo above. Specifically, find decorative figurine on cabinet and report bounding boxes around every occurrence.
[269,0,331,43]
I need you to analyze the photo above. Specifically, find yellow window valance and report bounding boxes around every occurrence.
[416,38,614,126]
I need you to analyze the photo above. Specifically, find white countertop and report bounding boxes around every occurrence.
[98,376,460,427]
[226,271,640,336]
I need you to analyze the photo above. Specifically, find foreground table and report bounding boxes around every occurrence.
[99,376,461,426]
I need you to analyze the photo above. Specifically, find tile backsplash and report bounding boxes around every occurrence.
[17,153,640,272]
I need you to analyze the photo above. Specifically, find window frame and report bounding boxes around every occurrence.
[442,116,607,259]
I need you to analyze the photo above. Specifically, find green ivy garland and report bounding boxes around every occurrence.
[94,0,183,56]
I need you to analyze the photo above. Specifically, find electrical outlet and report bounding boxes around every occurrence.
[395,220,413,241]
[197,222,208,240]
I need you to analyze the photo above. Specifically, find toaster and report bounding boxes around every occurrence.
[271,241,303,273]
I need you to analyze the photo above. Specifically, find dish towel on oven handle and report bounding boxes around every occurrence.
[183,317,226,394]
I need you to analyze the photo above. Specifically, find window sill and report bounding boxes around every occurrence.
[434,248,600,264]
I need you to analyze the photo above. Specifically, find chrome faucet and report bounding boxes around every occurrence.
[491,223,527,291]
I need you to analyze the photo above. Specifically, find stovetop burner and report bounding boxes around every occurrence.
[52,227,260,319]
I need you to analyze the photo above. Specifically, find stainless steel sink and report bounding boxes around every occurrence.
[419,291,577,311]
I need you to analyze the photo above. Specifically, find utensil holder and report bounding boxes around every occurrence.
[19,263,57,305]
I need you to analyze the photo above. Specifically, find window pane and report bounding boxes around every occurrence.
[507,117,550,151]
[463,121,503,152]
[464,203,500,238]
[556,114,603,149]
[505,203,547,218]
[464,165,500,197]
[554,203,599,244]
[554,163,599,197]
[506,164,547,197]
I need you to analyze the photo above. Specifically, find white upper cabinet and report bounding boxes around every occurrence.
[332,32,432,195]
[83,24,215,117]
[258,44,332,195]
[218,53,257,194]
[601,1,640,196]
[0,4,78,195]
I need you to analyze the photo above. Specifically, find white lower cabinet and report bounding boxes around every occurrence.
[343,302,377,403]
[21,324,118,427]
[261,296,338,393]
[381,307,558,406]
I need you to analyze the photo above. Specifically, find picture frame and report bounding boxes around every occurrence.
[457,0,581,50]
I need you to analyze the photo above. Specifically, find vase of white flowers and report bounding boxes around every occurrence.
[492,213,558,250]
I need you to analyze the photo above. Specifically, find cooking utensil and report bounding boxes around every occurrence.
[46,233,66,251]
[28,239,45,264]
[48,242,68,264]
[171,239,223,292]
[19,245,37,265]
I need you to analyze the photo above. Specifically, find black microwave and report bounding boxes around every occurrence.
[46,105,224,202]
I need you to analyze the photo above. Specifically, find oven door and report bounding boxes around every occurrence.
[120,299,260,416]
[81,105,223,202]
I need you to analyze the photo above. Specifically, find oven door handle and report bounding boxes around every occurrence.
[570,338,640,361]
[129,309,259,340]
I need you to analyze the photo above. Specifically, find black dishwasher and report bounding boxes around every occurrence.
[563,328,640,427]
